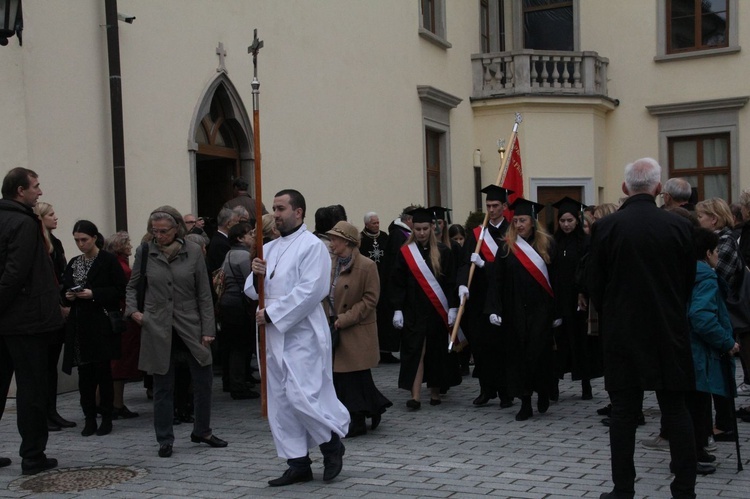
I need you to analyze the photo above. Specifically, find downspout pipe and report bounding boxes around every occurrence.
[104,0,127,231]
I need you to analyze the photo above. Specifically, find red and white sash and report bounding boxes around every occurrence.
[513,237,554,297]
[473,226,499,262]
[401,243,449,326]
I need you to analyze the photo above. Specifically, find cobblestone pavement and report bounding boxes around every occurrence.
[1,361,749,498]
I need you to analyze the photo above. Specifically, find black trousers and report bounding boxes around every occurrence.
[685,390,712,452]
[78,361,113,419]
[0,333,51,460]
[608,388,696,499]
[47,340,64,415]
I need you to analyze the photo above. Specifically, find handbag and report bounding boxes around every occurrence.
[105,309,126,335]
[136,242,149,312]
[329,316,340,350]
[726,265,750,336]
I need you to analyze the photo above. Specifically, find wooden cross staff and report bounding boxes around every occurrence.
[448,113,522,352]
[248,29,268,417]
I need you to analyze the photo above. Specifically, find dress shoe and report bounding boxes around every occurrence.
[158,444,173,458]
[713,431,736,442]
[736,406,750,419]
[112,405,139,420]
[96,418,112,436]
[696,462,716,475]
[473,393,495,406]
[21,456,58,475]
[537,394,550,414]
[0,457,10,468]
[323,442,345,481]
[47,419,61,432]
[49,412,77,428]
[371,413,382,431]
[268,467,313,486]
[230,389,260,400]
[81,418,98,437]
[597,403,612,416]
[429,398,442,406]
[697,450,716,463]
[581,380,593,400]
[406,399,421,410]
[550,384,560,402]
[346,415,367,438]
[190,433,228,447]
[515,398,533,421]
[499,398,514,409]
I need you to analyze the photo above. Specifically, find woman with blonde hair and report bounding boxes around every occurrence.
[593,203,618,221]
[487,198,557,421]
[390,208,461,409]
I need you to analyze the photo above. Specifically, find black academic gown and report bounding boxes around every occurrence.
[390,241,461,391]
[457,221,508,396]
[487,234,555,398]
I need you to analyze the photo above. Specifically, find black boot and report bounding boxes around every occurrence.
[81,418,98,437]
[346,414,367,438]
[582,379,593,400]
[515,397,533,421]
[96,417,112,436]
[537,393,550,414]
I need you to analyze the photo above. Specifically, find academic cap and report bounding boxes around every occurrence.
[407,207,435,224]
[428,206,452,224]
[509,198,544,219]
[480,185,513,202]
[552,196,587,218]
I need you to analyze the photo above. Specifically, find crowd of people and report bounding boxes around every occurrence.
[2,164,750,498]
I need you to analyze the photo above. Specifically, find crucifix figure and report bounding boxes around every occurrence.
[216,42,227,73]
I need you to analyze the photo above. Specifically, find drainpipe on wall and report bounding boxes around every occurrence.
[104,0,127,231]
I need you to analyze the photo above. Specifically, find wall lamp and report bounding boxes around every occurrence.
[0,0,22,46]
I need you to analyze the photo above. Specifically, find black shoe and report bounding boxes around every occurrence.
[81,418,97,437]
[582,380,593,400]
[515,398,533,421]
[379,352,400,364]
[697,451,716,463]
[473,393,494,406]
[713,431,736,442]
[371,413,382,431]
[21,456,58,475]
[597,403,612,416]
[550,384,559,402]
[0,457,10,468]
[499,398,514,409]
[737,407,750,419]
[230,389,261,400]
[430,398,442,406]
[112,406,139,420]
[697,462,716,475]
[406,399,421,410]
[96,418,112,436]
[190,433,228,447]
[268,467,313,487]
[47,419,61,432]
[323,443,345,481]
[537,394,550,414]
[49,412,77,428]
[158,444,173,458]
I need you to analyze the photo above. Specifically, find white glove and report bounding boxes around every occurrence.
[458,285,470,302]
[470,253,485,268]
[393,310,404,329]
[448,308,458,326]
[552,318,562,328]
[489,314,502,326]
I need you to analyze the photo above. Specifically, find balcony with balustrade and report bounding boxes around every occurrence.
[471,49,613,102]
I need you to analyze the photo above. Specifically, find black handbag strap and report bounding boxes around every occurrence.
[136,242,149,312]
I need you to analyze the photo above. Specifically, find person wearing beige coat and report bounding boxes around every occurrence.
[325,221,392,437]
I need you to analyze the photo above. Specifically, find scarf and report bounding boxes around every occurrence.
[157,239,183,262]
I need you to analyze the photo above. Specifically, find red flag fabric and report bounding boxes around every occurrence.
[501,136,523,220]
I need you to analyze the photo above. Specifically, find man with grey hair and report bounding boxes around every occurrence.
[588,158,697,498]
[359,212,394,363]
[661,177,695,211]
[206,207,239,276]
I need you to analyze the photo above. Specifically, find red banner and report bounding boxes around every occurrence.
[502,136,523,221]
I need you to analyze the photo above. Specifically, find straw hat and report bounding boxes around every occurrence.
[326,221,360,247]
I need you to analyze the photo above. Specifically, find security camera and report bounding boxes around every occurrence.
[117,13,136,24]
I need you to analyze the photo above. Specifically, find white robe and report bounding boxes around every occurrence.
[245,224,350,459]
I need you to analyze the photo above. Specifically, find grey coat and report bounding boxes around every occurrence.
[125,239,215,375]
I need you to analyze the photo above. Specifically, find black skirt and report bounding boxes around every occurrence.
[333,369,392,416]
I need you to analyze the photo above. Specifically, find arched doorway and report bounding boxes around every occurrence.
[189,74,254,235]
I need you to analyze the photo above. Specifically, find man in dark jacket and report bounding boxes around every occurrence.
[588,158,697,499]
[0,167,63,475]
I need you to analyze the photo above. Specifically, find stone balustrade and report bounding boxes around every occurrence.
[471,49,609,99]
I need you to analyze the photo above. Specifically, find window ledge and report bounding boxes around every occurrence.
[655,45,740,62]
[419,27,452,49]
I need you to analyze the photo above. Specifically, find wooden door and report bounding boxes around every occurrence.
[537,186,583,235]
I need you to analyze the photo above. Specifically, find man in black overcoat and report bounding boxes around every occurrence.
[588,158,697,499]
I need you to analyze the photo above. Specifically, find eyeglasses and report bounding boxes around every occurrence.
[151,227,175,235]
[185,220,196,225]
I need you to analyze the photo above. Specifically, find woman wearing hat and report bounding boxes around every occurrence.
[390,208,461,409]
[324,221,392,436]
[486,198,558,421]
[125,206,227,458]
[550,197,602,402]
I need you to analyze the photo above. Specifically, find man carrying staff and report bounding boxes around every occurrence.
[457,185,514,408]
[246,188,349,487]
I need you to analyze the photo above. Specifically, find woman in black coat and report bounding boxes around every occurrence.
[62,220,127,437]
[550,197,601,401]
